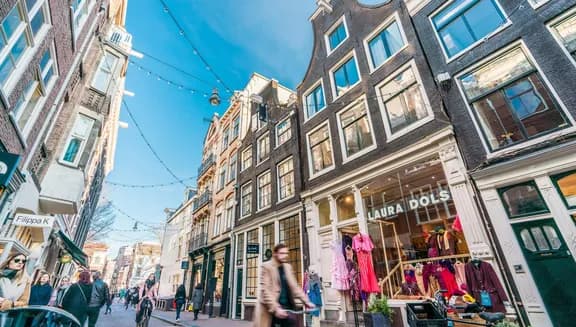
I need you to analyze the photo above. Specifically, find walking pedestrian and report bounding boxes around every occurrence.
[174,284,186,321]
[131,286,139,308]
[124,288,131,310]
[61,270,92,326]
[253,244,315,327]
[29,271,53,305]
[104,293,114,314]
[49,276,70,307]
[87,271,110,327]
[0,252,31,310]
[191,283,203,321]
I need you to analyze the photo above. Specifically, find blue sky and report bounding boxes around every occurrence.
[104,0,316,255]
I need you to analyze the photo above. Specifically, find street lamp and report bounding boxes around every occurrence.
[209,88,221,106]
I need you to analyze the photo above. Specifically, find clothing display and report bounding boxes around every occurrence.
[352,233,380,294]
[465,260,508,313]
[454,261,467,290]
[346,259,361,301]
[331,240,349,290]
[401,269,422,296]
[427,229,458,257]
[304,272,323,317]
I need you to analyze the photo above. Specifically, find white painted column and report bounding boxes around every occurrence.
[328,195,346,322]
[304,198,321,274]
[352,185,368,235]
[439,143,492,258]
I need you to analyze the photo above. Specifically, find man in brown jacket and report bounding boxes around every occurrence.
[253,244,314,327]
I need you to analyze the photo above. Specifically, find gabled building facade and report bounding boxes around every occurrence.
[298,0,503,325]
[231,75,298,321]
[410,0,576,326]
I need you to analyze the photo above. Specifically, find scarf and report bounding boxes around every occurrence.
[1,269,17,279]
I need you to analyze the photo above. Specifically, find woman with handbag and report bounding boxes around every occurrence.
[191,283,203,321]
[61,270,93,325]
[0,252,31,310]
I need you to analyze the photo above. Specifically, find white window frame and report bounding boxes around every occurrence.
[428,0,511,63]
[454,41,576,158]
[547,7,576,70]
[222,127,229,152]
[232,115,240,140]
[91,51,119,93]
[228,152,237,183]
[527,0,550,9]
[59,113,96,167]
[240,182,252,218]
[225,196,235,231]
[257,132,270,165]
[257,170,272,211]
[241,147,252,171]
[306,121,335,179]
[26,0,50,39]
[275,116,292,148]
[277,157,295,203]
[324,15,349,56]
[218,162,227,191]
[213,204,223,237]
[329,49,362,101]
[404,0,433,15]
[375,60,435,142]
[71,0,94,40]
[362,12,409,73]
[302,79,327,121]
[336,96,378,163]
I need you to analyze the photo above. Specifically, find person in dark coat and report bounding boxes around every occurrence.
[29,271,53,305]
[104,293,115,314]
[61,270,92,325]
[191,283,203,321]
[174,284,186,321]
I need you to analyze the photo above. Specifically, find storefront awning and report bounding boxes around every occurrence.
[58,231,88,267]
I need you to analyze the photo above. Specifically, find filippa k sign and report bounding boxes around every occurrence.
[12,213,55,228]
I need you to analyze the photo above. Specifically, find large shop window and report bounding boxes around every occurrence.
[459,47,570,151]
[245,229,259,298]
[262,223,275,262]
[378,64,431,137]
[308,124,334,175]
[338,101,374,158]
[552,170,576,210]
[551,12,576,61]
[499,181,549,218]
[432,0,506,58]
[279,216,302,283]
[360,157,468,297]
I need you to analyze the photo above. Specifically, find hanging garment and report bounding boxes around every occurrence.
[415,264,426,296]
[401,270,422,296]
[454,261,467,290]
[307,274,323,317]
[442,231,457,255]
[347,259,361,301]
[342,235,353,256]
[331,240,349,290]
[439,268,462,298]
[465,261,508,313]
[352,233,380,294]
[427,234,441,257]
[452,215,463,233]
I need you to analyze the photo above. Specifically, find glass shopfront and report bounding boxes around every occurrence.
[358,156,470,298]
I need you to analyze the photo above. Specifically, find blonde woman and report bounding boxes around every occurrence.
[0,252,32,310]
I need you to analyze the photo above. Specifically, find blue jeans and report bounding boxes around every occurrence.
[175,300,184,319]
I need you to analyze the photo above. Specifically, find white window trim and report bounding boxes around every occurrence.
[405,0,433,15]
[218,161,227,191]
[276,156,295,204]
[454,41,576,158]
[302,78,327,122]
[257,170,272,212]
[527,0,550,9]
[256,132,270,166]
[336,95,378,163]
[228,152,237,183]
[72,0,95,40]
[329,49,362,101]
[240,182,252,219]
[324,15,349,56]
[428,0,512,63]
[58,113,96,167]
[306,121,336,180]
[241,147,252,172]
[547,7,576,70]
[231,115,240,140]
[362,11,409,73]
[375,60,435,143]
[275,116,292,148]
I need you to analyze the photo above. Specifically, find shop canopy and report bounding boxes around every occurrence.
[58,231,88,267]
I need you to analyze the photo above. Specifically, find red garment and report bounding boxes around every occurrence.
[352,234,380,294]
[439,268,461,298]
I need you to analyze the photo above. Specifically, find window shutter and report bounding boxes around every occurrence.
[78,119,101,168]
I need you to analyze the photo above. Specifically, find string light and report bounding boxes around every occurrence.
[105,176,197,189]
[158,0,233,94]
[129,60,212,96]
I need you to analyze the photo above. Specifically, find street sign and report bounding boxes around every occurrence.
[247,243,259,254]
[181,260,189,270]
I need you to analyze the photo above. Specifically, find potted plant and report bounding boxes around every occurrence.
[364,294,393,327]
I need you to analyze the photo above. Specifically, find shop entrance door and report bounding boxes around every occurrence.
[512,218,576,327]
[235,268,243,319]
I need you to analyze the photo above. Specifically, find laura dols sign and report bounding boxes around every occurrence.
[13,213,55,228]
[367,190,451,220]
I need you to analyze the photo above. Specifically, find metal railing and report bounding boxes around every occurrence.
[188,232,208,253]
[80,88,111,114]
[192,191,212,212]
[197,154,215,177]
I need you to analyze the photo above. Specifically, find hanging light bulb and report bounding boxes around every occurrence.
[209,88,221,106]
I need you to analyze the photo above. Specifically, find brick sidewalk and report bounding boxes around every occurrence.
[152,309,251,327]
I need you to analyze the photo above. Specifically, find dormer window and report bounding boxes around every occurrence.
[325,16,349,55]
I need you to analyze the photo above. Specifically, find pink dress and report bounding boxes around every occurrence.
[352,234,380,293]
[331,241,349,290]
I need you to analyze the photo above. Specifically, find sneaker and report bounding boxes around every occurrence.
[176,318,180,321]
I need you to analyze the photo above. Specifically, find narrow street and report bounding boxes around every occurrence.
[98,304,173,327]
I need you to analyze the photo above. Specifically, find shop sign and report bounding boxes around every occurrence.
[181,260,189,270]
[247,243,259,254]
[367,190,451,220]
[60,253,72,264]
[0,151,20,188]
[12,213,55,228]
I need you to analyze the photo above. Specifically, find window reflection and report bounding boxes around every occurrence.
[336,192,356,221]
[499,182,549,218]
[552,171,576,209]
